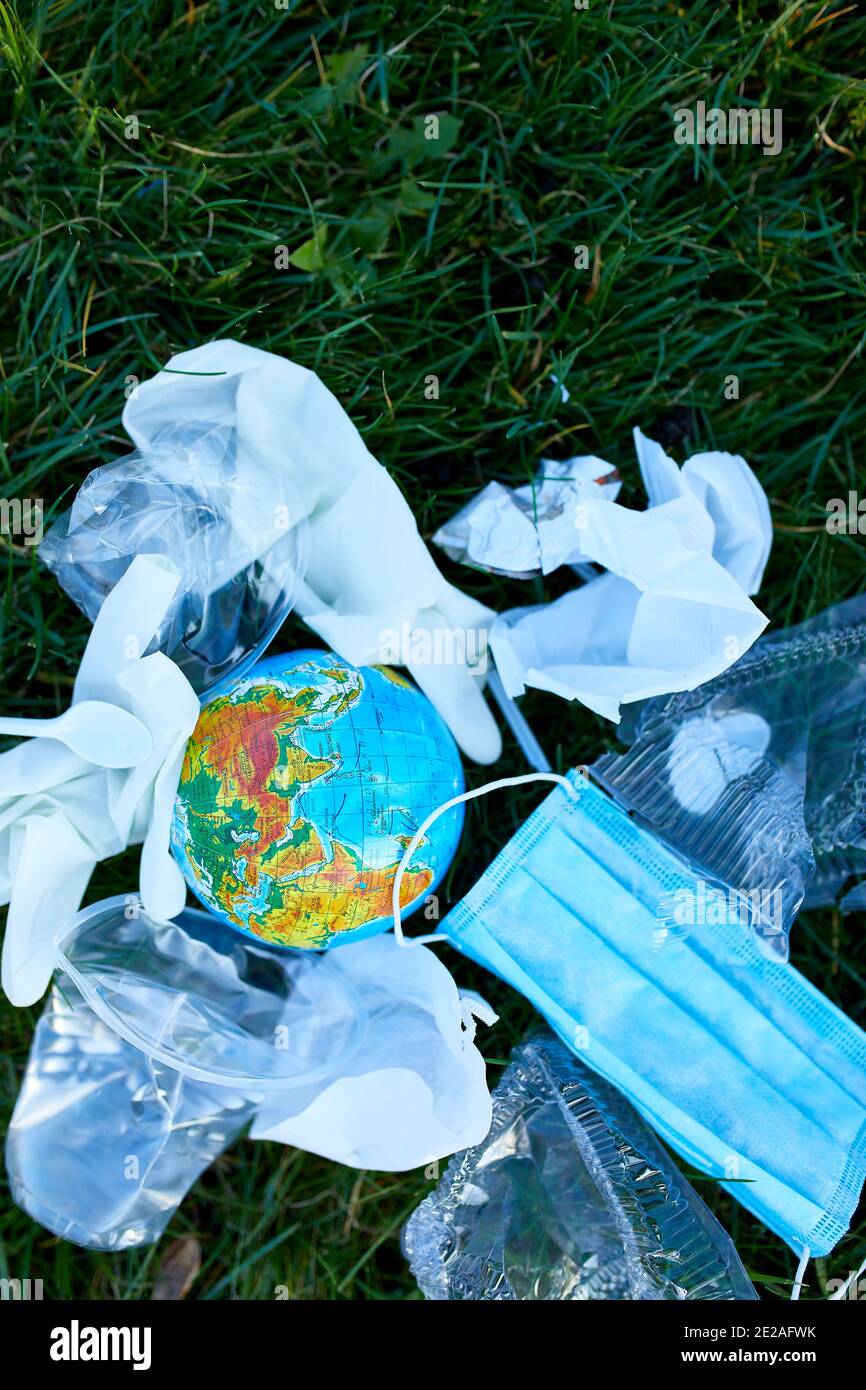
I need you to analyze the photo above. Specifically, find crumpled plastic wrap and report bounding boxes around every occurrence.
[39,423,310,696]
[590,742,813,959]
[39,339,504,762]
[6,982,256,1252]
[597,594,866,915]
[402,1034,757,1301]
[6,898,363,1249]
[7,895,494,1247]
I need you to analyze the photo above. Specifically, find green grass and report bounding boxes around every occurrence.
[1,0,865,1300]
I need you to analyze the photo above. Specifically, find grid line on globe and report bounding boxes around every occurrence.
[171,649,465,949]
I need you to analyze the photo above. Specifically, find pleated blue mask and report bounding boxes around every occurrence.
[392,770,866,1264]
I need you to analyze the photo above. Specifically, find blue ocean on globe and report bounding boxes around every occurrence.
[171,647,466,950]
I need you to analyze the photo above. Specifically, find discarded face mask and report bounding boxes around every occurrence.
[7,896,493,1248]
[108,340,500,764]
[605,594,866,912]
[0,556,200,1006]
[40,422,310,697]
[393,770,866,1261]
[402,1032,757,1300]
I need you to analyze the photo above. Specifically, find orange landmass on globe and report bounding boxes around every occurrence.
[176,674,433,946]
[243,840,432,948]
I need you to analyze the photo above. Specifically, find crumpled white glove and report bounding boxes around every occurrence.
[0,556,199,1006]
[251,932,496,1171]
[124,340,502,764]
[489,428,771,723]
[632,427,771,596]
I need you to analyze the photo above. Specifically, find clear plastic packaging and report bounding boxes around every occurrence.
[39,424,310,695]
[7,895,495,1246]
[7,982,256,1251]
[402,1033,757,1301]
[54,897,366,1090]
[6,897,365,1249]
[597,594,866,924]
[592,735,812,959]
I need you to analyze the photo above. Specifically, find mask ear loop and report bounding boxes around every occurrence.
[792,1246,866,1301]
[392,772,580,947]
[791,1246,810,1300]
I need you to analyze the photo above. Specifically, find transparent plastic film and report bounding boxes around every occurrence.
[608,595,866,917]
[6,980,255,1251]
[402,1033,757,1301]
[39,423,310,696]
[55,897,367,1092]
[592,733,812,960]
[7,896,368,1250]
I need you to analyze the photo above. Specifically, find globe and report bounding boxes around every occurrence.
[171,648,465,949]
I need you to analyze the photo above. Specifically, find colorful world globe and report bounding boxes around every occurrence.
[170,649,465,949]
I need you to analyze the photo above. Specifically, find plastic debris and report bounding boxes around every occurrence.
[7,980,256,1251]
[6,898,362,1248]
[402,1033,757,1300]
[7,896,494,1247]
[40,423,309,697]
[601,593,866,913]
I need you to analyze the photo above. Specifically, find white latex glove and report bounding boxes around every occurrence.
[0,557,199,1005]
[124,340,502,764]
[251,933,495,1171]
[633,427,772,595]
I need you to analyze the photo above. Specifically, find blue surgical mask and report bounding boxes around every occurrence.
[392,770,866,1264]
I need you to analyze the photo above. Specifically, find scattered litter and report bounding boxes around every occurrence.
[403,1032,757,1300]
